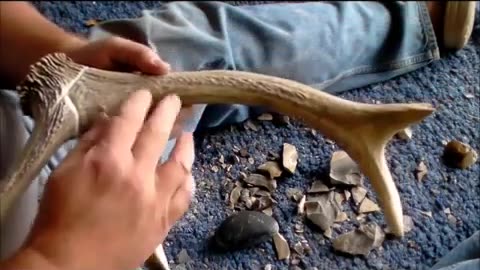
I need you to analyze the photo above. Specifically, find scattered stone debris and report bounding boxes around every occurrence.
[329,151,363,186]
[334,192,346,205]
[415,161,428,182]
[344,190,352,202]
[298,195,306,215]
[244,120,259,131]
[211,165,219,173]
[252,196,275,211]
[212,211,279,251]
[176,249,191,264]
[325,139,335,145]
[273,232,291,260]
[447,214,458,226]
[420,210,433,218]
[258,161,283,179]
[229,186,243,209]
[257,113,273,121]
[287,188,304,202]
[282,143,299,173]
[262,207,273,216]
[308,180,331,193]
[239,148,249,157]
[332,222,385,256]
[304,192,341,232]
[443,140,478,169]
[358,198,380,213]
[335,212,349,223]
[351,186,367,205]
[323,227,333,239]
[243,174,277,192]
[396,127,413,140]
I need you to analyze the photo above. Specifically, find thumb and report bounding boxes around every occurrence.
[109,37,171,75]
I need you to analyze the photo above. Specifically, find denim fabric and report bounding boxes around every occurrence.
[88,1,440,131]
[0,0,447,264]
[431,231,480,270]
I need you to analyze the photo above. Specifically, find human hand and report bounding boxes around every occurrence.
[62,36,194,138]
[2,91,195,270]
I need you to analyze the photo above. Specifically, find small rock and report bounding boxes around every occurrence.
[262,207,273,216]
[248,157,255,164]
[212,211,279,251]
[264,264,273,270]
[332,222,384,256]
[258,161,283,179]
[329,151,363,186]
[255,190,271,198]
[358,198,380,213]
[396,127,413,140]
[352,187,367,205]
[305,192,341,231]
[258,113,273,121]
[211,165,219,173]
[420,210,433,218]
[447,214,458,226]
[176,249,191,264]
[443,140,478,169]
[443,208,451,215]
[293,242,305,256]
[416,161,428,182]
[344,190,352,202]
[252,196,274,211]
[308,181,330,193]
[244,120,259,131]
[323,227,333,239]
[273,232,291,260]
[335,212,349,223]
[297,195,306,215]
[334,192,346,205]
[229,186,243,208]
[283,143,299,173]
[240,148,249,157]
[287,188,304,202]
[243,174,277,192]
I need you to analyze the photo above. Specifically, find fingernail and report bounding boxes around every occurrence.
[152,58,170,71]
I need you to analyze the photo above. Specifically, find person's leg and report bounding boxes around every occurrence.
[87,0,440,152]
[431,231,480,270]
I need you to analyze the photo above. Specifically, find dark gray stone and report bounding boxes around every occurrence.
[212,211,279,251]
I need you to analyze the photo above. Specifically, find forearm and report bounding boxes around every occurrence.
[0,1,87,88]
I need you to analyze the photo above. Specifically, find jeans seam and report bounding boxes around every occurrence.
[313,2,441,90]
[314,50,437,90]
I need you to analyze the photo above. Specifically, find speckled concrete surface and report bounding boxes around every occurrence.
[30,2,480,270]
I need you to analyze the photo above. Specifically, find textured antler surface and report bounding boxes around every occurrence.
[0,53,435,269]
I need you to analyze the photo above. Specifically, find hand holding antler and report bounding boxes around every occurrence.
[0,91,195,270]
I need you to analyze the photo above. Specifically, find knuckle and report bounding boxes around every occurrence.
[92,145,126,176]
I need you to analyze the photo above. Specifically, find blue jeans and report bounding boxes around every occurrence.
[1,1,476,269]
